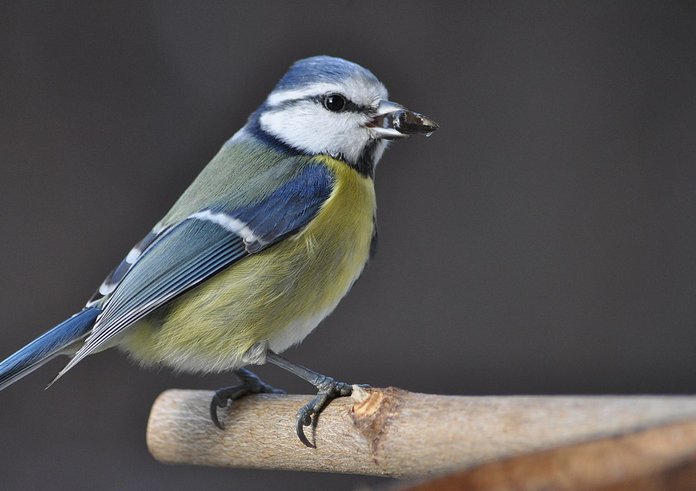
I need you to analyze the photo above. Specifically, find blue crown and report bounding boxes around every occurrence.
[273,56,379,91]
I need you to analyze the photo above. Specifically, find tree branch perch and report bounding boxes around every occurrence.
[147,388,696,478]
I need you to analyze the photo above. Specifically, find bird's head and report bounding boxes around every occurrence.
[242,56,438,176]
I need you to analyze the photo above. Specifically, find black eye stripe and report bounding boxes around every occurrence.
[267,95,371,113]
[316,95,369,113]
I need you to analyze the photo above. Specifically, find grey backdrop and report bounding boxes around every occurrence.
[1,1,695,490]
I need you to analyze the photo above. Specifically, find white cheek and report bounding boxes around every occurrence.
[259,105,370,162]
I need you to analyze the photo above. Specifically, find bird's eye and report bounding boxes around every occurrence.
[322,93,347,112]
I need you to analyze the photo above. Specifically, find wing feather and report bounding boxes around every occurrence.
[57,163,333,378]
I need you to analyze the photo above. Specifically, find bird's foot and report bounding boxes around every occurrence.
[265,351,371,448]
[210,368,284,429]
[295,377,367,448]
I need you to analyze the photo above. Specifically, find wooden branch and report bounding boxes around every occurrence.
[147,387,696,478]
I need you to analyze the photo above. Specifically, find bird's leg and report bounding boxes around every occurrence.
[266,350,364,448]
[210,368,284,429]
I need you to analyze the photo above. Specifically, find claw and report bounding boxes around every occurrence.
[294,379,355,448]
[210,386,249,430]
[296,411,314,448]
[211,404,225,430]
[210,394,225,429]
[209,369,283,430]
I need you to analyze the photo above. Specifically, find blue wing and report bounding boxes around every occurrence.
[86,226,172,307]
[58,163,333,376]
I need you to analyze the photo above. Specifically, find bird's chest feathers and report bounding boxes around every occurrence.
[290,156,376,288]
[246,157,375,354]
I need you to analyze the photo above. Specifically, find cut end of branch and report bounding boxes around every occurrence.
[351,387,407,457]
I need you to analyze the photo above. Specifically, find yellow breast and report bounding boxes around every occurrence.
[121,156,376,373]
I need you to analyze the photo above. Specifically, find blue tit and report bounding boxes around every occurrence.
[0,56,438,446]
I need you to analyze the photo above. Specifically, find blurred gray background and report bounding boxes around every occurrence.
[1,1,695,489]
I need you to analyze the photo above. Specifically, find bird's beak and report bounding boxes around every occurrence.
[367,100,439,140]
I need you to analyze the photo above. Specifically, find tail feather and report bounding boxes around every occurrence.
[0,307,100,391]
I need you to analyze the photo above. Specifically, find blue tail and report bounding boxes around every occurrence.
[0,307,101,391]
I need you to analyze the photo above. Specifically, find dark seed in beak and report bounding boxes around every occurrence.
[393,111,439,135]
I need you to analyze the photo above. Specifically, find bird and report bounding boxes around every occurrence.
[0,55,437,447]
